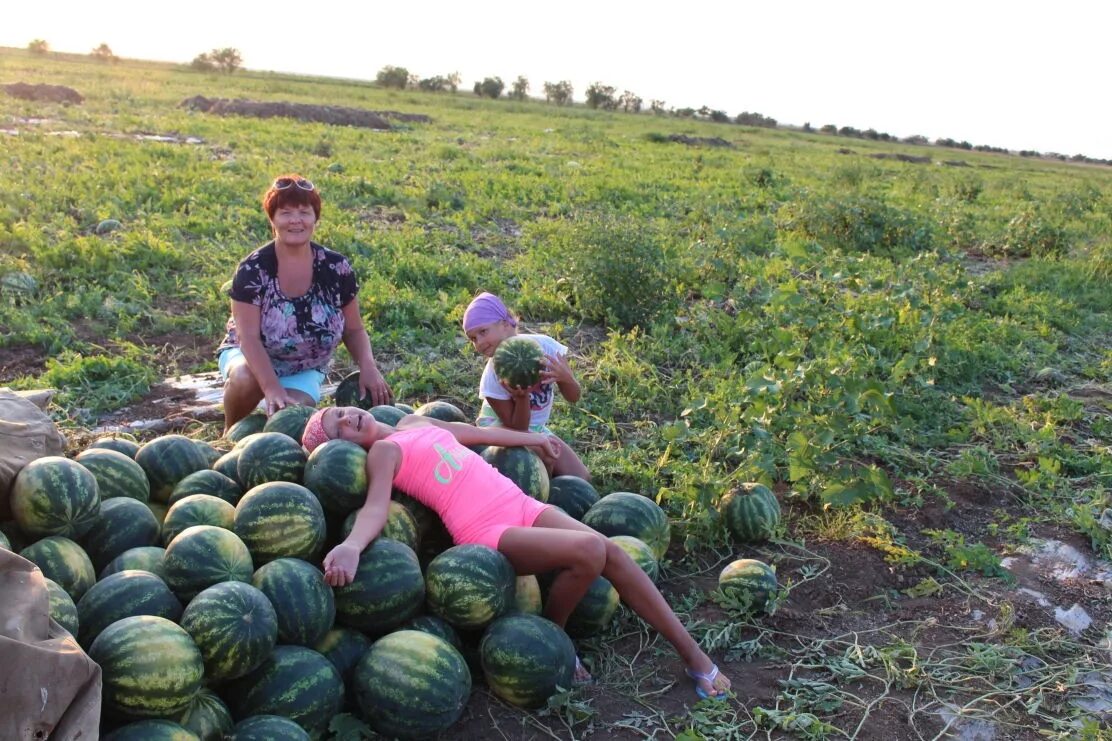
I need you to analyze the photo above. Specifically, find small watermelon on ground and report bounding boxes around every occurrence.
[89,615,204,721]
[169,469,242,507]
[582,491,671,559]
[403,614,463,651]
[425,544,517,630]
[95,218,122,234]
[480,613,576,708]
[101,545,167,580]
[232,715,310,741]
[718,558,777,614]
[20,535,96,600]
[370,404,406,425]
[610,534,660,581]
[103,720,199,741]
[234,482,326,565]
[75,447,150,503]
[333,537,425,633]
[81,497,162,571]
[719,483,781,543]
[480,445,550,502]
[179,580,278,682]
[302,439,368,515]
[76,569,183,648]
[564,575,620,638]
[136,435,211,503]
[162,494,236,545]
[11,456,101,540]
[236,432,307,488]
[514,575,543,615]
[163,524,254,601]
[547,476,600,521]
[263,404,316,442]
[251,557,335,647]
[221,645,344,739]
[224,411,267,443]
[178,688,233,741]
[333,371,374,410]
[353,630,471,740]
[211,449,242,486]
[493,336,546,389]
[44,577,79,637]
[414,400,469,423]
[87,436,141,459]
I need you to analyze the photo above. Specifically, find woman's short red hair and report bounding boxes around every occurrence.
[263,173,322,220]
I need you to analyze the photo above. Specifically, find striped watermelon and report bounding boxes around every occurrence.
[224,411,267,443]
[392,490,436,539]
[548,476,600,521]
[370,404,406,426]
[101,546,167,580]
[178,688,233,741]
[414,400,469,423]
[333,537,425,633]
[81,497,161,571]
[89,615,204,720]
[582,491,671,559]
[480,446,549,502]
[163,525,254,601]
[353,630,471,739]
[565,575,619,638]
[179,580,278,682]
[333,371,374,410]
[11,456,100,539]
[222,645,344,738]
[426,544,517,630]
[193,440,224,469]
[403,615,463,651]
[313,626,372,685]
[493,336,545,389]
[718,558,777,614]
[251,558,335,647]
[342,501,418,550]
[162,495,236,545]
[720,483,781,543]
[103,720,199,741]
[480,613,576,708]
[236,432,307,489]
[76,569,183,648]
[263,404,316,442]
[514,574,543,615]
[234,482,326,565]
[232,715,310,741]
[169,470,242,507]
[136,435,211,504]
[211,449,242,486]
[21,536,96,600]
[88,436,141,459]
[76,448,150,503]
[610,535,660,581]
[302,439,368,515]
[44,576,79,636]
[394,402,415,414]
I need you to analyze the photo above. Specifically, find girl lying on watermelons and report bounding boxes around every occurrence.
[303,406,731,700]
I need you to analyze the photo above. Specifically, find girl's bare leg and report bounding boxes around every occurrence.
[548,437,591,481]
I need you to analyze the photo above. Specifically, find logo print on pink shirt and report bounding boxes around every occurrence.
[433,443,464,484]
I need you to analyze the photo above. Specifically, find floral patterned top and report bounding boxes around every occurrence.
[217,241,359,376]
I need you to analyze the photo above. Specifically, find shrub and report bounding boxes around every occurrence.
[585,83,617,110]
[618,91,642,113]
[777,195,938,257]
[28,39,48,54]
[509,76,529,100]
[542,81,573,105]
[473,77,504,99]
[376,66,410,90]
[1002,209,1069,257]
[90,43,117,63]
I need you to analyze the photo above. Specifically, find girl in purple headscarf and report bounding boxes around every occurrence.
[462,291,590,481]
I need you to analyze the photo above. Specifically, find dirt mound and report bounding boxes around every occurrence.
[2,82,83,104]
[869,152,931,164]
[660,133,734,148]
[179,96,430,129]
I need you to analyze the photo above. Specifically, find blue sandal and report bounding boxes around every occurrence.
[686,663,727,700]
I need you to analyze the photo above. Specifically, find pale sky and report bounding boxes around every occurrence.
[4,0,1109,159]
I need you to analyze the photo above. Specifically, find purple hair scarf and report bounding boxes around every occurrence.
[462,292,517,331]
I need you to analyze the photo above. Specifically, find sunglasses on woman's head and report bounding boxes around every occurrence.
[273,177,315,191]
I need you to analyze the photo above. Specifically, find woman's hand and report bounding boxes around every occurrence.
[359,364,393,406]
[263,385,297,416]
[541,353,574,385]
[323,543,361,587]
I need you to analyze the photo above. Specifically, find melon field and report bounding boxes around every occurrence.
[3,46,1112,740]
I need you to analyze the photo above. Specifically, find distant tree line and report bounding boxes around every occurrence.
[191,48,243,74]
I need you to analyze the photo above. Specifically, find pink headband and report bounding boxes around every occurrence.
[301,408,330,452]
[462,292,517,332]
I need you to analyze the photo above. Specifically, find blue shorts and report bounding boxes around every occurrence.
[218,348,326,403]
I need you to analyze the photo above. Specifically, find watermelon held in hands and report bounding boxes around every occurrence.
[425,544,517,630]
[719,483,781,543]
[333,371,374,410]
[480,613,576,708]
[480,446,549,502]
[179,580,278,682]
[718,558,777,614]
[11,456,101,540]
[493,336,545,389]
[582,491,671,559]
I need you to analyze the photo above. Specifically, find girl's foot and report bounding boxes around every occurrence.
[573,656,593,685]
[685,661,731,700]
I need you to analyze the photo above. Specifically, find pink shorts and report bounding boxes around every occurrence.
[451,495,552,550]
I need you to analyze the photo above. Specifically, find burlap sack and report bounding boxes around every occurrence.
[0,548,102,739]
[0,389,66,520]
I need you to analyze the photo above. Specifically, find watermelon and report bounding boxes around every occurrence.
[392,490,436,539]
[493,336,545,389]
[178,688,233,741]
[162,495,236,545]
[76,569,183,648]
[610,535,659,581]
[565,575,619,638]
[333,371,374,410]
[211,449,242,485]
[720,483,781,543]
[333,537,425,633]
[353,630,471,739]
[313,626,372,684]
[20,536,96,601]
[251,557,335,647]
[394,402,416,414]
[224,411,267,443]
[0,528,9,550]
[480,446,550,502]
[582,491,671,559]
[232,715,310,741]
[81,497,161,571]
[370,404,406,426]
[103,720,199,741]
[163,524,254,601]
[169,470,242,507]
[75,447,150,503]
[480,613,576,708]
[236,432,307,488]
[193,440,224,469]
[11,456,100,539]
[342,501,417,550]
[718,558,777,614]
[414,400,469,423]
[222,645,344,738]
[426,544,517,630]
[148,502,169,525]
[403,615,463,651]
[88,436,141,459]
[302,439,368,515]
[136,435,211,504]
[101,546,167,580]
[89,615,204,721]
[514,574,543,615]
[234,482,326,565]
[548,476,600,521]
[179,580,278,681]
[263,404,316,442]
[44,576,79,637]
